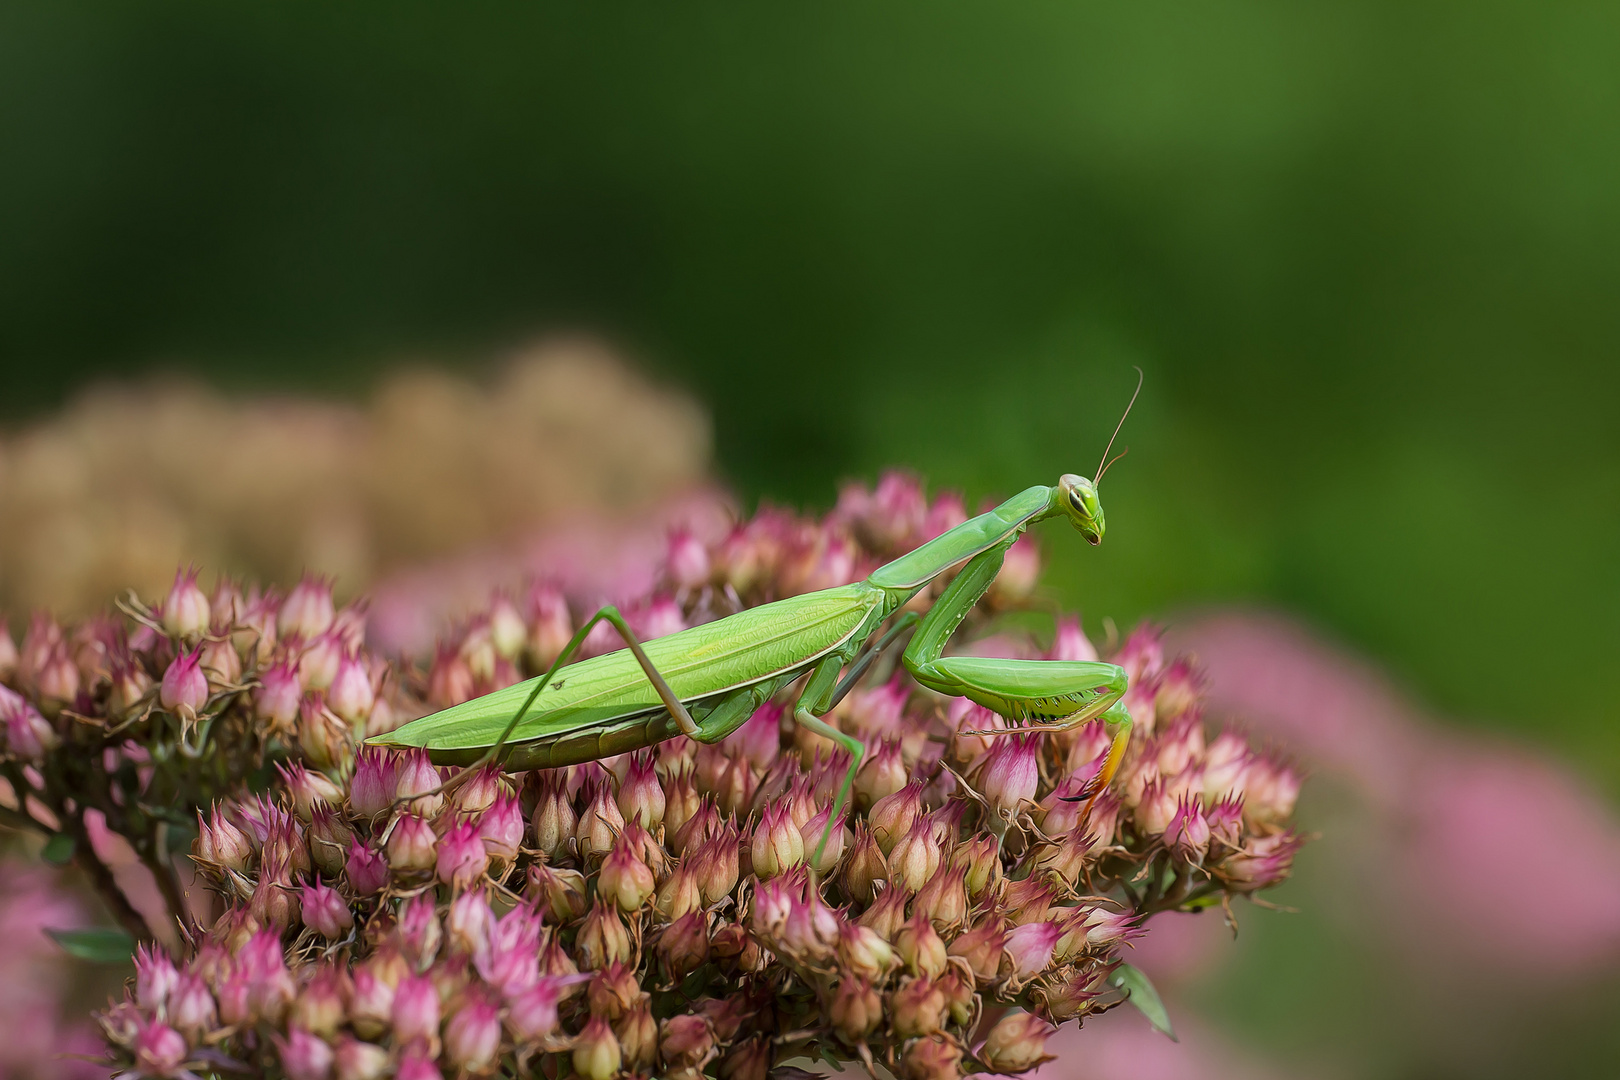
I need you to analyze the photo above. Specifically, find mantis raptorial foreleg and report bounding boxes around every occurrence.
[901,539,1136,806]
[435,604,695,797]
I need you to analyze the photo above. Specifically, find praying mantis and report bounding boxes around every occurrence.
[372,380,1142,865]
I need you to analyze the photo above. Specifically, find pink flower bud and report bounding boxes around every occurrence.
[854,739,908,807]
[167,972,216,1038]
[525,584,572,668]
[348,956,400,1039]
[441,889,492,958]
[136,943,179,1010]
[197,637,241,691]
[889,975,947,1038]
[830,976,883,1042]
[750,799,804,880]
[1136,777,1179,837]
[657,910,711,980]
[276,762,345,821]
[1201,730,1250,801]
[476,788,524,863]
[298,631,344,692]
[280,575,335,640]
[798,805,847,873]
[947,917,1007,984]
[895,913,949,979]
[393,748,444,817]
[1005,920,1062,979]
[887,816,942,893]
[913,863,969,929]
[1222,831,1303,892]
[326,655,374,725]
[160,649,209,714]
[631,595,686,640]
[34,643,79,705]
[487,592,527,660]
[1115,623,1165,685]
[1001,875,1058,925]
[386,813,437,873]
[575,773,625,860]
[161,568,212,639]
[857,882,910,941]
[276,1026,335,1080]
[291,964,350,1037]
[473,903,542,997]
[976,733,1041,817]
[506,978,563,1042]
[599,831,656,911]
[427,644,475,708]
[1035,962,1112,1021]
[193,805,251,872]
[723,701,782,773]
[436,818,491,890]
[347,748,397,818]
[444,987,501,1071]
[389,973,440,1046]
[867,779,924,855]
[720,1035,772,1080]
[332,1037,390,1080]
[301,879,353,940]
[572,1015,622,1080]
[1166,793,1212,863]
[615,750,665,827]
[394,1048,440,1080]
[255,662,303,728]
[395,893,442,969]
[1205,794,1245,852]
[1048,615,1099,662]
[982,1010,1057,1073]
[837,922,896,983]
[108,659,153,713]
[776,874,841,961]
[1080,904,1143,949]
[298,695,351,772]
[1242,754,1303,827]
[660,1012,717,1070]
[576,898,633,970]
[134,1019,189,1078]
[666,527,712,591]
[528,862,589,924]
[450,763,503,815]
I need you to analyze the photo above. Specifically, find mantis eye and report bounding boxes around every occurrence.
[1068,491,1085,512]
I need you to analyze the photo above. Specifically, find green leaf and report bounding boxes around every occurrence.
[47,927,136,964]
[40,833,76,865]
[1111,962,1176,1040]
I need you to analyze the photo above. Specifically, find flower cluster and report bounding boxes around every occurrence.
[0,471,1305,1079]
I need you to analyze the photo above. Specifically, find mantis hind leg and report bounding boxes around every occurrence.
[442,604,695,793]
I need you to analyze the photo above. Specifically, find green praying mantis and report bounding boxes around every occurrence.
[371,382,1142,866]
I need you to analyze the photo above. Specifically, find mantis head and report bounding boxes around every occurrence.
[1058,474,1105,545]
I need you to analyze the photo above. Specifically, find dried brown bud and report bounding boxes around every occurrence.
[857,883,910,941]
[894,913,948,980]
[887,815,943,892]
[657,910,711,980]
[981,1010,1057,1073]
[889,975,947,1038]
[615,997,658,1072]
[843,821,889,904]
[527,862,589,924]
[576,898,633,970]
[902,1033,964,1080]
[830,976,883,1043]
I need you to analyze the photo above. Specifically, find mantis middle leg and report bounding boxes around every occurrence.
[901,540,1136,801]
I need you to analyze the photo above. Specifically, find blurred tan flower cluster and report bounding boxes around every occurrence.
[0,339,710,618]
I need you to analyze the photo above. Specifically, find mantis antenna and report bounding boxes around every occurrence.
[1094,366,1144,486]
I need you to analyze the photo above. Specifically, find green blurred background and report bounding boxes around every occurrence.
[2,4,1617,1075]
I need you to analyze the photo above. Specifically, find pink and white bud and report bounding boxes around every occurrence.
[575,773,626,860]
[1004,920,1062,979]
[1080,905,1143,949]
[194,806,253,871]
[616,750,666,828]
[854,739,908,808]
[136,944,180,1011]
[444,988,501,1071]
[255,662,303,729]
[298,696,351,773]
[291,965,350,1037]
[658,910,711,979]
[444,889,494,957]
[977,733,1041,816]
[1205,794,1245,851]
[386,813,437,874]
[436,818,491,890]
[167,972,216,1038]
[599,831,657,911]
[750,799,805,880]
[947,918,1008,984]
[393,748,444,817]
[575,898,633,970]
[654,861,703,922]
[475,788,524,863]
[1166,794,1212,863]
[888,976,947,1039]
[982,1011,1057,1073]
[1223,831,1303,892]
[529,772,577,859]
[895,913,949,979]
[1242,754,1303,827]
[867,779,924,855]
[989,533,1040,603]
[887,816,943,893]
[161,569,212,639]
[297,632,344,692]
[276,762,344,821]
[1136,778,1179,837]
[1,694,58,761]
[1002,875,1058,926]
[280,576,335,640]
[667,527,712,591]
[326,655,374,725]
[487,592,527,660]
[913,862,969,929]
[332,1038,390,1080]
[133,1019,189,1078]
[160,650,209,714]
[506,979,563,1042]
[276,1028,334,1080]
[525,584,573,668]
[345,840,389,896]
[197,637,241,691]
[1048,615,1099,662]
[572,1015,622,1080]
[393,1049,440,1080]
[1155,656,1204,723]
[389,973,440,1046]
[301,879,353,940]
[474,904,543,996]
[348,748,397,818]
